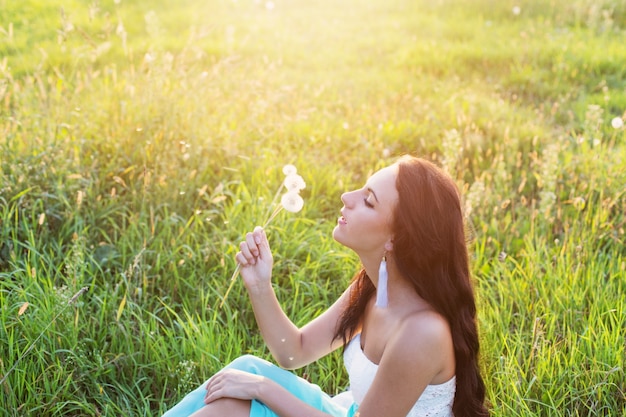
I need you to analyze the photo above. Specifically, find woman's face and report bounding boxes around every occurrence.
[333,165,399,256]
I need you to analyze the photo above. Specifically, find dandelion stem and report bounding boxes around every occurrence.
[263,183,285,222]
[0,286,89,386]
[263,205,284,228]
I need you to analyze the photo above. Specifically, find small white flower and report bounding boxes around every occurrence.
[282,164,297,176]
[512,6,521,15]
[611,117,624,129]
[283,174,306,192]
[281,191,304,213]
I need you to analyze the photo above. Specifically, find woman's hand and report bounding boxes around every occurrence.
[235,226,273,293]
[203,369,264,404]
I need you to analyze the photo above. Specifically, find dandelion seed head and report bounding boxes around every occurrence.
[283,174,306,192]
[281,192,304,213]
[611,117,624,129]
[282,164,297,176]
[512,6,521,15]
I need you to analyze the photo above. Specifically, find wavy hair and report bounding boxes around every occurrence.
[333,155,488,417]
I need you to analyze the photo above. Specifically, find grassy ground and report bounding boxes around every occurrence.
[1,0,625,415]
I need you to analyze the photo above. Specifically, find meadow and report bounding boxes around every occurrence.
[0,0,625,415]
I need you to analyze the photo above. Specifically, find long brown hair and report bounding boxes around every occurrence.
[333,155,488,417]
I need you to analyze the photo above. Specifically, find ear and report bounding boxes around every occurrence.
[384,240,394,252]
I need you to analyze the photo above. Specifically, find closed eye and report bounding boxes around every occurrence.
[364,197,374,208]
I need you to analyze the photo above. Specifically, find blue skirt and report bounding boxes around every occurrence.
[161,355,358,417]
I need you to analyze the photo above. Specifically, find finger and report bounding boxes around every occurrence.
[253,226,264,244]
[245,232,259,257]
[239,240,255,264]
[204,381,223,404]
[255,227,272,260]
[235,251,248,266]
[204,375,221,401]
[204,374,218,391]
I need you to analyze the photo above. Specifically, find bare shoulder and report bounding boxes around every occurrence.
[399,309,451,345]
[383,309,454,381]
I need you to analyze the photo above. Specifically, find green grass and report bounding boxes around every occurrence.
[1,0,625,415]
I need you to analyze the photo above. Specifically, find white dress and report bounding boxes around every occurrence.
[334,333,456,417]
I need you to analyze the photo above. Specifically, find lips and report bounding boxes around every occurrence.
[338,210,347,225]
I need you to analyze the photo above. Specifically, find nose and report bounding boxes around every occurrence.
[341,190,356,207]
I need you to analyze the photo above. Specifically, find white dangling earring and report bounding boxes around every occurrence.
[375,255,388,308]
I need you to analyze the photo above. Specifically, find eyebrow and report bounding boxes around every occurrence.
[367,187,379,203]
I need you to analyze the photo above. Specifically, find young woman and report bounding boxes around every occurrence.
[163,155,489,417]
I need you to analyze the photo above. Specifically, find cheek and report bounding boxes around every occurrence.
[364,213,391,236]
[334,215,389,250]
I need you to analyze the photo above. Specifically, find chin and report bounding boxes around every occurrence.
[332,228,352,249]
[332,226,341,242]
[332,226,345,245]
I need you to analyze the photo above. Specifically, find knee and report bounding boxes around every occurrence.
[226,354,270,374]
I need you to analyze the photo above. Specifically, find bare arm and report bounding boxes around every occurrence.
[258,378,340,417]
[237,227,353,368]
[204,368,337,417]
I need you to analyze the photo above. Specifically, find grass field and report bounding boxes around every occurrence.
[1,0,625,415]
